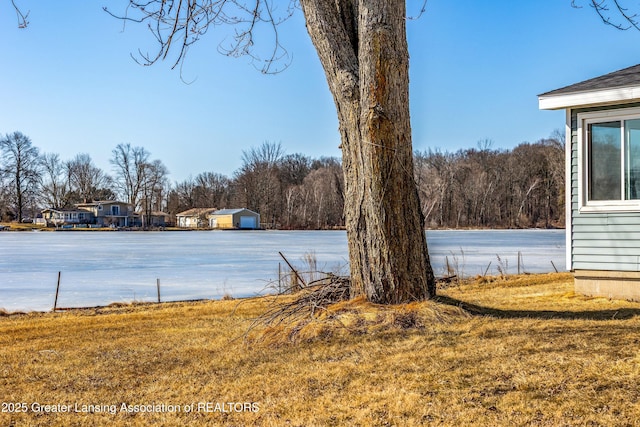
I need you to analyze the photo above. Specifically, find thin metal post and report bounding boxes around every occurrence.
[157,279,161,303]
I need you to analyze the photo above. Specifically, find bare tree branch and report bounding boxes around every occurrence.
[611,0,640,31]
[573,0,640,31]
[11,0,29,28]
[104,0,296,74]
[406,0,429,21]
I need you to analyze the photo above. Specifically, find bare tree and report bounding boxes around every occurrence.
[303,166,344,229]
[39,152,69,208]
[241,141,285,168]
[0,131,41,221]
[234,141,284,227]
[110,143,151,209]
[109,1,435,303]
[0,179,10,221]
[66,153,113,203]
[140,159,169,226]
[170,177,197,213]
[414,139,565,230]
[278,153,311,187]
[193,171,231,208]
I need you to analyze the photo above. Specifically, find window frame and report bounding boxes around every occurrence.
[578,106,640,212]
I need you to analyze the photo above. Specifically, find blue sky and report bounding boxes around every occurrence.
[2,1,640,182]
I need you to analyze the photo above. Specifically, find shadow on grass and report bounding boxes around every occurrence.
[434,295,640,321]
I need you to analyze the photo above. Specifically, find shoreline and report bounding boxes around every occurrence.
[0,222,567,232]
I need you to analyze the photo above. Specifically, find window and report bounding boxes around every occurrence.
[588,121,621,201]
[111,205,120,216]
[578,107,640,211]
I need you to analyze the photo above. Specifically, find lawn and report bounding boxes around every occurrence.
[1,272,640,426]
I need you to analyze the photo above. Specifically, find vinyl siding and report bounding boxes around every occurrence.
[571,103,640,272]
[209,209,260,229]
[213,215,234,229]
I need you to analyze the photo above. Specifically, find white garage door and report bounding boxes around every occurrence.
[239,216,257,229]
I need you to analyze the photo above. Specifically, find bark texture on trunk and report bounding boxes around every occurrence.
[300,0,435,303]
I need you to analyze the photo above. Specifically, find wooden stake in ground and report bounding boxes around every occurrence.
[279,252,307,289]
[53,271,61,312]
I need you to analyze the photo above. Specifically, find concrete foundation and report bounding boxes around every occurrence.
[574,270,640,302]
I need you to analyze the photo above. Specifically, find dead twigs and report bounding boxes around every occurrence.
[262,275,349,324]
[244,274,350,341]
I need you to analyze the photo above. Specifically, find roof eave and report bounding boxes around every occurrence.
[539,85,640,110]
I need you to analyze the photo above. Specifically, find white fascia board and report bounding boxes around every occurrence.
[539,86,640,110]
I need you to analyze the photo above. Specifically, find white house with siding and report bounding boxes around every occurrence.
[175,208,218,228]
[539,63,640,300]
[41,208,94,226]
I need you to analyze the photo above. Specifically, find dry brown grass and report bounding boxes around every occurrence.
[2,273,640,426]
[0,222,48,231]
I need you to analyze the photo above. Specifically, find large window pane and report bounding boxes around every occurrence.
[625,119,640,200]
[589,121,621,201]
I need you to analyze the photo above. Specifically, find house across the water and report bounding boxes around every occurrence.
[42,201,138,228]
[175,208,218,228]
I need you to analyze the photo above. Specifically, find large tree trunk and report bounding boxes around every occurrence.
[300,0,435,303]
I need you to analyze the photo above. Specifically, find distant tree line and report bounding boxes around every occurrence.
[167,143,344,229]
[415,133,565,229]
[0,131,564,229]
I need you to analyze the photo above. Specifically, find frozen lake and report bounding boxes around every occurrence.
[0,229,565,312]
